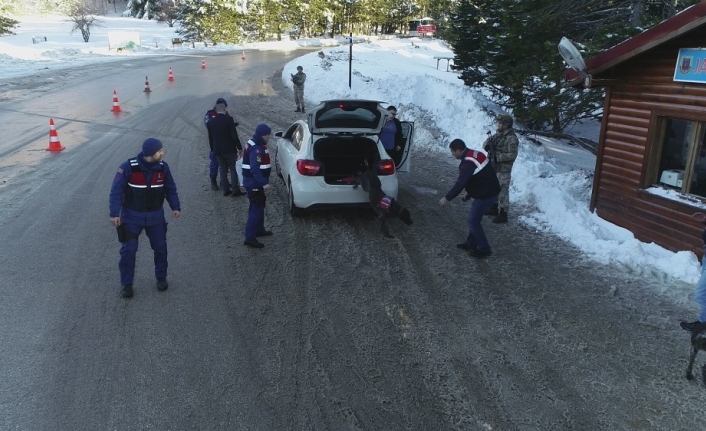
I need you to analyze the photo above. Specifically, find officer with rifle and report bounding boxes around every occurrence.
[483,114,519,223]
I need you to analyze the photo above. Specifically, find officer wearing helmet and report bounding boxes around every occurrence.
[482,113,519,223]
[291,65,307,113]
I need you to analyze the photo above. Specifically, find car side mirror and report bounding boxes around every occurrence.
[275,131,283,137]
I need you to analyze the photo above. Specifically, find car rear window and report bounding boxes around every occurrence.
[314,101,382,129]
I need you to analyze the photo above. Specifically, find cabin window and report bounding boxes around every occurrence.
[648,116,706,198]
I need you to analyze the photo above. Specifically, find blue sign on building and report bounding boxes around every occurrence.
[674,48,706,83]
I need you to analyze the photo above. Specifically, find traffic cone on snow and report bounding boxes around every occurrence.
[201,59,206,69]
[143,75,151,93]
[111,90,121,113]
[46,118,65,152]
[241,50,246,61]
[168,67,175,82]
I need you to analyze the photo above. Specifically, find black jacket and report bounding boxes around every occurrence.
[445,148,501,201]
[207,113,242,155]
[391,117,404,149]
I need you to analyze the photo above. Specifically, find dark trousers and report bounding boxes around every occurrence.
[465,196,498,252]
[209,151,219,181]
[119,221,168,286]
[244,188,266,240]
[216,153,239,192]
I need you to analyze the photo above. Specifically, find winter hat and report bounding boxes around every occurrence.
[142,137,163,157]
[387,105,397,112]
[255,123,272,137]
[216,97,228,107]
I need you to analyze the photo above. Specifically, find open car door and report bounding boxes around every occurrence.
[395,121,414,172]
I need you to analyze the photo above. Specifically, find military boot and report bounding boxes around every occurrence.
[485,203,499,216]
[493,208,508,224]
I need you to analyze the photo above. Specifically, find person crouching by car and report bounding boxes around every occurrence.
[242,124,274,248]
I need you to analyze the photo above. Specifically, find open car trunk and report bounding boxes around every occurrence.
[314,136,380,185]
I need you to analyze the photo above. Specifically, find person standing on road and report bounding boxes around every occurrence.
[482,113,519,224]
[439,139,500,258]
[204,97,229,190]
[207,102,245,197]
[291,65,307,113]
[379,105,404,165]
[109,138,181,298]
[681,211,706,332]
[242,124,274,248]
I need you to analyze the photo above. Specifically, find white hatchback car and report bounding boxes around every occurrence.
[272,99,413,215]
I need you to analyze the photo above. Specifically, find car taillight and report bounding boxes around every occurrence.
[296,159,321,176]
[377,160,396,176]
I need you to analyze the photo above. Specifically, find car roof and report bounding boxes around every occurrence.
[309,100,388,135]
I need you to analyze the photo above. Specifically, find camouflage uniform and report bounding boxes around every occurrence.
[291,69,307,112]
[483,128,519,212]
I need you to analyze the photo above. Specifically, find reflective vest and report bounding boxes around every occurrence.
[242,140,271,179]
[463,149,489,174]
[204,109,217,126]
[123,158,166,212]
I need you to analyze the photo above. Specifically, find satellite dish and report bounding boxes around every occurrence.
[558,37,587,72]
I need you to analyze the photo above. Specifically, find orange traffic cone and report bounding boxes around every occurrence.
[46,118,65,152]
[168,67,175,82]
[143,75,151,93]
[111,90,121,113]
[201,59,206,69]
[241,50,246,61]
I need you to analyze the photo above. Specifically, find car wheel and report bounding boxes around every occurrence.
[288,180,302,216]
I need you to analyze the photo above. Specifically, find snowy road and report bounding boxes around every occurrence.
[0,50,704,430]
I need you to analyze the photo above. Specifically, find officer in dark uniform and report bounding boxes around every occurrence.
[242,124,273,248]
[439,138,500,258]
[109,138,181,298]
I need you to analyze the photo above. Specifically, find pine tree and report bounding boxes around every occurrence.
[127,0,161,19]
[178,0,245,44]
[0,14,18,36]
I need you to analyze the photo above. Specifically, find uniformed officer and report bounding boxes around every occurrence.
[242,124,273,248]
[291,66,307,113]
[109,138,181,298]
[482,113,519,223]
[439,139,500,258]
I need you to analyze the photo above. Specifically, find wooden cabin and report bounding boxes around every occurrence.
[566,3,706,257]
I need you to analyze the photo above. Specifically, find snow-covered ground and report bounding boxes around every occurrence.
[0,13,700,303]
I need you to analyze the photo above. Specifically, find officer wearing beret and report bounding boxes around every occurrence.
[109,138,181,298]
[242,124,273,248]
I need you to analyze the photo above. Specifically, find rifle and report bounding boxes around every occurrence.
[484,131,498,167]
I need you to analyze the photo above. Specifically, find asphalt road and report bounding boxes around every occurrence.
[0,50,705,430]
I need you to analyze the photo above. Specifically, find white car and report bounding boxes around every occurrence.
[272,99,414,215]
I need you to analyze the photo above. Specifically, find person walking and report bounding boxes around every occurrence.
[242,124,274,248]
[203,97,229,190]
[109,138,181,298]
[291,66,307,112]
[207,101,245,197]
[681,211,706,332]
[482,113,519,224]
[439,139,500,258]
[379,105,404,165]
